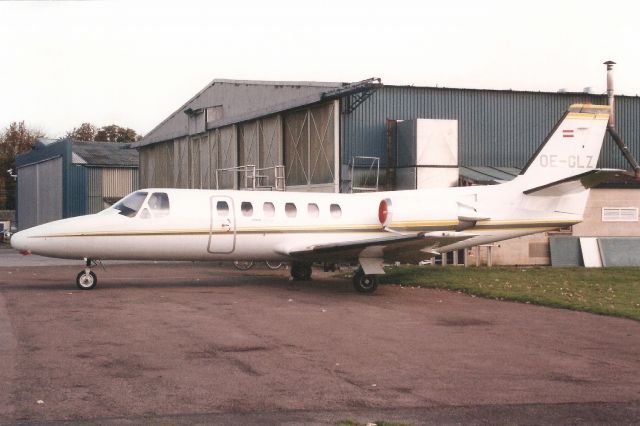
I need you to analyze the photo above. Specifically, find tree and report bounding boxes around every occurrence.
[66,122,97,141]
[0,121,45,209]
[94,124,141,143]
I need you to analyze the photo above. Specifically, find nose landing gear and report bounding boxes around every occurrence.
[76,258,98,290]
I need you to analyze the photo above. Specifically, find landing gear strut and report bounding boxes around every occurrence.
[291,261,312,281]
[76,258,98,290]
[353,267,378,294]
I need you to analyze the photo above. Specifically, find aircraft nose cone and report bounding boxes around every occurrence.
[10,230,29,253]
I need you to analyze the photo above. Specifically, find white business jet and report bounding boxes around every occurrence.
[11,104,619,293]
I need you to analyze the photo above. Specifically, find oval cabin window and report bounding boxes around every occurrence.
[285,203,297,218]
[241,202,253,217]
[263,202,275,218]
[308,203,319,218]
[217,201,229,217]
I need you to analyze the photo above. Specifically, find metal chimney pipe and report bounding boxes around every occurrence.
[603,60,640,178]
[604,60,616,128]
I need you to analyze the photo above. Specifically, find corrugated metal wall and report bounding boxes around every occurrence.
[341,86,640,170]
[140,142,173,188]
[86,167,139,214]
[86,168,103,213]
[16,157,63,229]
[68,165,87,218]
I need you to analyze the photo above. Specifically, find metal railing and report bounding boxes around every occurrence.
[349,156,380,193]
[216,164,286,191]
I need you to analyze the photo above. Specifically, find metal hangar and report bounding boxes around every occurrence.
[135,78,640,266]
[16,138,139,230]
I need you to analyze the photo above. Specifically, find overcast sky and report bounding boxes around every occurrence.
[1,0,638,138]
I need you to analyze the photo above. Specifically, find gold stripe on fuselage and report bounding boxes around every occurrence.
[30,218,576,239]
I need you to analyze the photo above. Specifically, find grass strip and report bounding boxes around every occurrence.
[380,266,640,321]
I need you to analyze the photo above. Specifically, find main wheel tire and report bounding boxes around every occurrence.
[265,261,284,270]
[291,262,312,281]
[353,268,378,294]
[76,271,97,290]
[233,260,255,270]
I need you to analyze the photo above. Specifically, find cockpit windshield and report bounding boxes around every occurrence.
[112,191,148,218]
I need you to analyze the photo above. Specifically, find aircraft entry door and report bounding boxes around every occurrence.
[208,196,236,253]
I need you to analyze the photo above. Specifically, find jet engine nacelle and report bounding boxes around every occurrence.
[378,198,393,227]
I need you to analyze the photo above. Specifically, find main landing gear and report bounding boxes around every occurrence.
[352,267,378,294]
[76,258,98,290]
[290,261,312,281]
[290,262,379,294]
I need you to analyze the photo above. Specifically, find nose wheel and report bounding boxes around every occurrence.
[76,270,97,290]
[76,258,98,290]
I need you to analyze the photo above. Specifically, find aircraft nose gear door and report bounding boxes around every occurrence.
[208,196,236,253]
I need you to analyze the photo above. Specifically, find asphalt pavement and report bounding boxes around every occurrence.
[1,245,639,425]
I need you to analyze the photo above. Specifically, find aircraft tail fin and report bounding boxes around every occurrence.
[517,104,610,190]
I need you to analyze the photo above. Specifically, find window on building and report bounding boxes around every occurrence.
[602,207,639,222]
[206,105,223,123]
[263,202,275,218]
[307,203,319,218]
[217,201,230,216]
[241,202,253,217]
[285,203,297,218]
[330,203,342,218]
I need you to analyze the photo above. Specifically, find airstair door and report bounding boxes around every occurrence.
[208,196,236,253]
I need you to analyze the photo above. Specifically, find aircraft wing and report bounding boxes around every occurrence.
[279,232,474,265]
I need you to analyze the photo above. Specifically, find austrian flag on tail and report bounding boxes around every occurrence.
[563,129,574,138]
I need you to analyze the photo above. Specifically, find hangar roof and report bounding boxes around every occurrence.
[71,141,138,167]
[135,79,349,148]
[17,138,138,169]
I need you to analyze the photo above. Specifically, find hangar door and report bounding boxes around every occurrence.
[238,116,283,189]
[17,157,63,230]
[284,101,337,191]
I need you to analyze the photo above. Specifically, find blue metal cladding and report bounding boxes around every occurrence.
[340,86,640,170]
[67,165,87,217]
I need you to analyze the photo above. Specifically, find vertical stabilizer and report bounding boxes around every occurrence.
[518,104,610,189]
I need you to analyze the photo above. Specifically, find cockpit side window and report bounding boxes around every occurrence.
[148,192,170,217]
[113,192,148,218]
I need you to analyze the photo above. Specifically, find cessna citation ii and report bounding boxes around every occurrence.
[12,104,620,293]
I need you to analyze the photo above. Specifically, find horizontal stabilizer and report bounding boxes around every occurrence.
[523,169,625,196]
